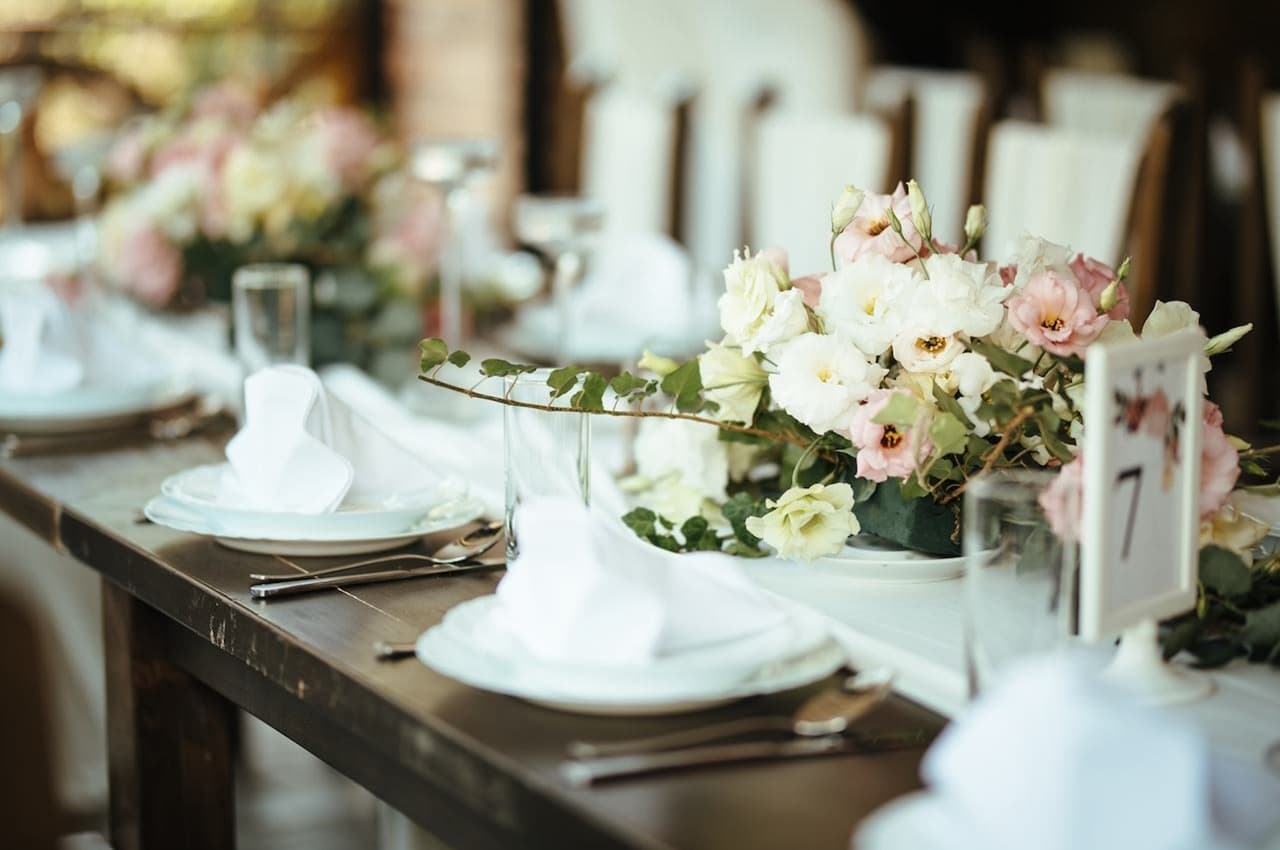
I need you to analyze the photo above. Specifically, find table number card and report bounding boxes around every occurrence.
[1080,329,1204,641]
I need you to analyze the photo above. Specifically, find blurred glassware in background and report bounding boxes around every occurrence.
[51,132,114,277]
[0,67,44,229]
[963,469,1078,698]
[232,263,311,375]
[511,194,604,363]
[409,138,500,349]
[503,368,591,564]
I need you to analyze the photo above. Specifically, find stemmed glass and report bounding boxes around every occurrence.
[51,132,114,278]
[0,66,44,229]
[511,195,604,363]
[409,138,499,348]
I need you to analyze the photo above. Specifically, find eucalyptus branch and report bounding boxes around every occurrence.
[939,406,1036,505]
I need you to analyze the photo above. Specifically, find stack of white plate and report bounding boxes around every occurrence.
[415,595,845,715]
[0,378,196,435]
[145,462,485,556]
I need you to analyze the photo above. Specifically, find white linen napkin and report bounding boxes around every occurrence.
[854,656,1280,850]
[0,284,83,395]
[224,366,442,513]
[494,497,788,666]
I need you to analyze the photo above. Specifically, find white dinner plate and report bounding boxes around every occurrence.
[159,463,463,540]
[416,595,845,715]
[805,534,966,584]
[143,494,487,556]
[0,380,196,435]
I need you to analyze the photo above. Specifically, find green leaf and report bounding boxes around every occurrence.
[971,340,1033,378]
[899,475,928,499]
[1199,545,1253,599]
[609,371,648,398]
[622,507,659,540]
[547,365,585,399]
[479,358,538,378]
[724,540,767,558]
[932,383,971,426]
[722,492,766,547]
[1160,617,1201,661]
[928,411,968,458]
[679,516,721,551]
[418,338,449,371]
[1241,601,1280,650]
[570,372,608,411]
[1036,421,1075,464]
[446,350,471,368]
[854,483,960,556]
[1188,638,1242,669]
[872,393,920,429]
[660,360,704,413]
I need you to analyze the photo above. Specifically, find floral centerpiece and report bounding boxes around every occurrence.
[418,180,1280,667]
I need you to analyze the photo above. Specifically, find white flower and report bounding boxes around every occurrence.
[1200,493,1270,563]
[632,418,729,522]
[223,143,287,243]
[817,254,919,356]
[717,247,789,348]
[891,329,964,374]
[134,164,202,241]
[745,482,860,561]
[831,185,864,234]
[1020,433,1052,465]
[747,288,810,354]
[948,350,998,398]
[956,395,990,437]
[1007,235,1073,289]
[768,333,887,435]
[699,341,766,424]
[1142,300,1209,394]
[627,473,713,525]
[1096,318,1139,346]
[912,253,1008,337]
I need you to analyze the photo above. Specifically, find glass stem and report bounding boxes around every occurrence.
[440,184,468,348]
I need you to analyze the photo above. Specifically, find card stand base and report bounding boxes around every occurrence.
[1101,619,1213,705]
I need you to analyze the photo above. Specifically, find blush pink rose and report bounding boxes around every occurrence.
[832,183,923,266]
[314,107,381,189]
[1070,253,1129,321]
[848,389,931,482]
[791,274,823,308]
[1039,455,1085,543]
[118,225,182,309]
[1199,401,1239,519]
[1005,270,1109,357]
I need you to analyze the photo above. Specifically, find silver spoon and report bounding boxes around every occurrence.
[567,667,896,758]
[248,519,502,582]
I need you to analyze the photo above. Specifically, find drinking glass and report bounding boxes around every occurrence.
[503,368,591,563]
[232,263,311,373]
[964,469,1078,697]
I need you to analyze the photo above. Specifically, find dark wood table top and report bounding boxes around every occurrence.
[0,436,945,850]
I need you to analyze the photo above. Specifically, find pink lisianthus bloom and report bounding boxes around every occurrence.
[1005,270,1109,357]
[847,389,931,482]
[998,263,1017,286]
[314,107,381,190]
[1070,253,1129,321]
[1039,455,1085,543]
[790,273,823,308]
[832,183,923,266]
[1199,401,1239,520]
[118,225,182,309]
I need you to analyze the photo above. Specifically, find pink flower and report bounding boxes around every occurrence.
[1070,253,1129,321]
[313,107,381,189]
[998,263,1017,286]
[1200,401,1239,520]
[191,81,260,126]
[847,389,931,482]
[1039,455,1085,543]
[118,225,182,309]
[832,183,923,266]
[791,274,823,308]
[1005,270,1109,357]
[106,126,149,184]
[1141,389,1171,440]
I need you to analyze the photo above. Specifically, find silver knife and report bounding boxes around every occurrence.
[249,558,503,599]
[561,730,927,787]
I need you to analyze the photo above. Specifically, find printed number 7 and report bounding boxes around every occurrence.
[1115,466,1142,559]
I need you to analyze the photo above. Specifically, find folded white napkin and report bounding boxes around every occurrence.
[494,497,788,666]
[225,366,442,514]
[0,284,83,395]
[855,656,1280,850]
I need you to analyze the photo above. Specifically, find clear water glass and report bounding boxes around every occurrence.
[232,263,310,373]
[964,469,1078,697]
[503,368,591,563]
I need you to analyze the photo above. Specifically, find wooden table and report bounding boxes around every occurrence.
[0,436,944,850]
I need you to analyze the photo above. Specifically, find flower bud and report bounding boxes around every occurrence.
[906,180,932,243]
[1098,278,1120,314]
[638,349,679,377]
[963,204,986,244]
[1205,323,1253,356]
[1115,256,1131,281]
[831,185,864,234]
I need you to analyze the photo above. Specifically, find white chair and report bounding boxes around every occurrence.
[863,67,989,243]
[982,119,1148,267]
[579,86,678,238]
[1041,69,1180,145]
[1258,94,1280,332]
[749,109,894,276]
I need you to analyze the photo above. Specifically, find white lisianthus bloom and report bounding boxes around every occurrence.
[949,351,999,398]
[891,329,964,374]
[223,143,288,243]
[1142,300,1210,393]
[627,474,712,525]
[699,341,767,424]
[1096,318,1139,347]
[745,482,860,561]
[631,418,729,522]
[956,395,990,437]
[986,315,1038,358]
[1008,235,1074,289]
[914,253,1008,337]
[1020,433,1052,465]
[717,247,790,348]
[746,288,810,355]
[135,164,202,242]
[890,369,946,400]
[817,254,919,356]
[768,333,888,435]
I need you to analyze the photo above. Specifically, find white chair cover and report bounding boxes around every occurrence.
[1260,94,1280,331]
[749,109,893,276]
[1041,69,1179,145]
[864,67,987,243]
[982,119,1147,265]
[580,86,678,237]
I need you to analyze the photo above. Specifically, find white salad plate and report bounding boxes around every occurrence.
[143,494,486,556]
[0,380,195,435]
[416,595,845,715]
[806,534,966,584]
